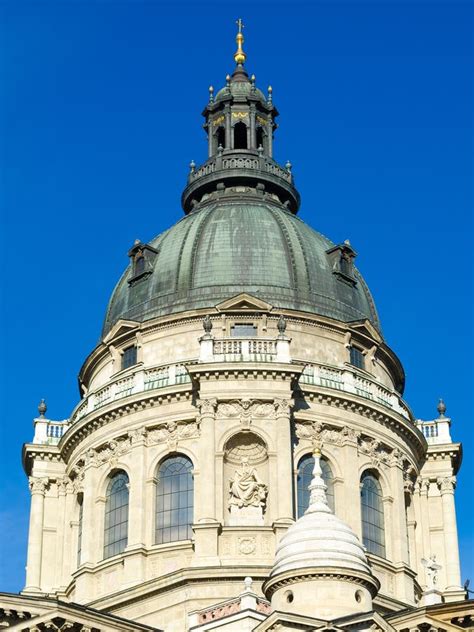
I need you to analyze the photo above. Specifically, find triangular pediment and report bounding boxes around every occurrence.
[349,319,383,344]
[102,319,140,345]
[215,293,274,313]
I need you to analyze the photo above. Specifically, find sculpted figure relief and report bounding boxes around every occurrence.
[229,458,267,510]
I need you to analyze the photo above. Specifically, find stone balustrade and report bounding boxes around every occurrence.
[31,354,416,446]
[299,363,413,421]
[188,151,293,185]
[416,416,453,444]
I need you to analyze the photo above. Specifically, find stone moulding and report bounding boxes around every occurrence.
[295,389,425,461]
[262,566,381,599]
[59,384,194,461]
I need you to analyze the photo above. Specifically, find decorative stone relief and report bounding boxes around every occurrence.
[146,420,200,451]
[295,421,360,447]
[85,436,132,468]
[238,536,257,555]
[422,554,442,588]
[228,458,268,525]
[218,399,274,429]
[403,462,417,493]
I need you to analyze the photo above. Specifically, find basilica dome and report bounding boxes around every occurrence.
[102,200,380,338]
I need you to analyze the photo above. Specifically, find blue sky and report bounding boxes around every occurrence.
[1,0,472,592]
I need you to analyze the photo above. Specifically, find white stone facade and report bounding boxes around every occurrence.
[21,295,464,630]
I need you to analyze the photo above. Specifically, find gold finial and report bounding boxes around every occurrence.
[234,18,246,65]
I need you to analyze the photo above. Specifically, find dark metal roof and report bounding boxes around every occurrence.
[102,200,380,338]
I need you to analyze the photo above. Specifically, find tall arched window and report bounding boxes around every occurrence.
[360,472,386,557]
[156,455,193,544]
[216,126,225,149]
[234,121,247,149]
[297,454,334,517]
[104,471,129,559]
[77,494,83,568]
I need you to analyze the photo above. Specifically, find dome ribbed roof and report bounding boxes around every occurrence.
[102,200,380,338]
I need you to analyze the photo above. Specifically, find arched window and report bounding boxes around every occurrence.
[234,121,247,149]
[256,127,264,150]
[297,454,334,517]
[77,494,83,568]
[104,471,129,559]
[216,126,225,149]
[360,472,386,557]
[156,455,193,544]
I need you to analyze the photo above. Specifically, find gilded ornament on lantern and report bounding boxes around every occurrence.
[234,18,246,65]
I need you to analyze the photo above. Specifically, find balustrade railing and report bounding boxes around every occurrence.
[33,354,416,446]
[300,363,411,421]
[212,337,277,362]
[188,152,293,185]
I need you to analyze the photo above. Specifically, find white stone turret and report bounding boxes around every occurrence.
[263,440,380,620]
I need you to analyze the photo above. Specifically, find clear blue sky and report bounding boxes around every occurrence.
[1,0,472,593]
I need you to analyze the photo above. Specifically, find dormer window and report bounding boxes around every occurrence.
[122,345,137,370]
[349,346,365,370]
[326,241,357,286]
[127,240,157,285]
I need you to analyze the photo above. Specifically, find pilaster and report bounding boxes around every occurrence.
[437,476,463,599]
[24,477,48,593]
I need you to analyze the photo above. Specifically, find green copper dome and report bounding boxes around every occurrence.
[102,200,380,337]
[102,54,381,339]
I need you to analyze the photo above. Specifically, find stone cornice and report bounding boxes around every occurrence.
[22,443,63,476]
[295,387,426,462]
[60,384,194,462]
[426,442,462,473]
[82,564,273,612]
[187,361,304,381]
[262,566,380,599]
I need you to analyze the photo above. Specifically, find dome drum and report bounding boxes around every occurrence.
[182,149,300,214]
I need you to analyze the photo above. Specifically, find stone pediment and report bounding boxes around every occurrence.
[102,319,140,345]
[215,293,274,313]
[349,319,383,344]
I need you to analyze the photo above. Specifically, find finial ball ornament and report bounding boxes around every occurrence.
[38,399,47,417]
[437,398,447,417]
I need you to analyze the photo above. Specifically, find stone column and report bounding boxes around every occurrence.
[54,478,68,589]
[249,104,256,149]
[127,428,147,548]
[437,477,462,590]
[225,106,231,149]
[25,477,48,592]
[266,119,273,157]
[389,455,409,564]
[340,427,362,538]
[419,478,431,585]
[274,399,294,521]
[62,482,78,582]
[80,459,98,566]
[196,398,217,522]
[193,398,220,564]
[412,479,426,580]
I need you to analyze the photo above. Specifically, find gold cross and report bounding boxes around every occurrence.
[236,18,244,34]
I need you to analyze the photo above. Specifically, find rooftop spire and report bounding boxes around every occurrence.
[234,18,246,65]
[306,439,332,514]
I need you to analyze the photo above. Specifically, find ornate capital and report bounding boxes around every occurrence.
[28,477,49,495]
[273,398,294,417]
[197,398,217,418]
[437,476,456,494]
[128,426,147,444]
